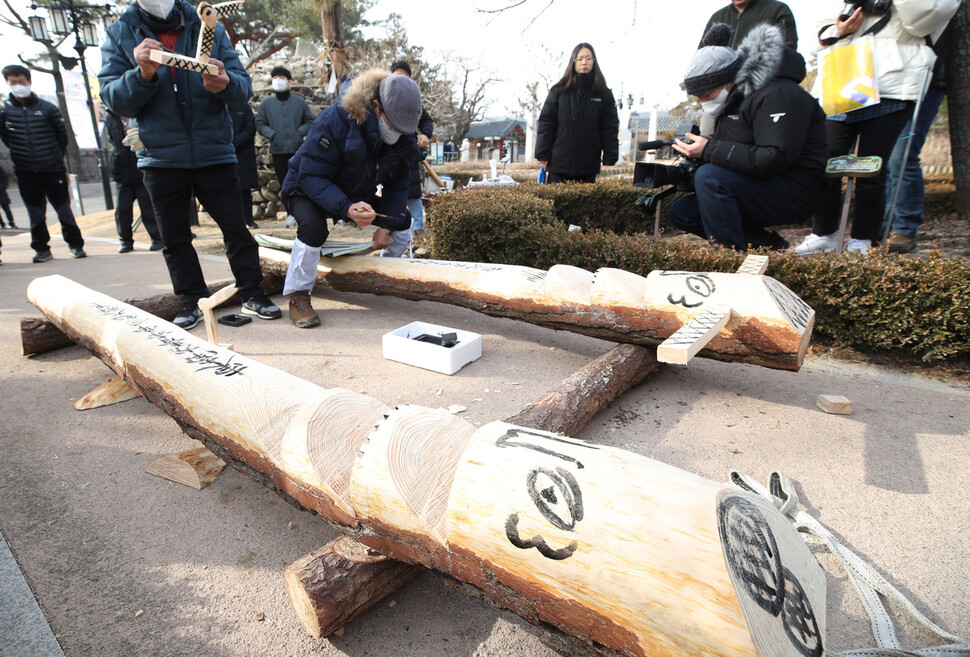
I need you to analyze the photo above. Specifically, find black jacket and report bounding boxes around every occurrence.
[408,108,434,199]
[0,93,68,173]
[535,75,619,178]
[701,0,797,49]
[701,25,828,219]
[107,112,143,185]
[231,106,259,190]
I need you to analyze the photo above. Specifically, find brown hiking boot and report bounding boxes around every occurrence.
[887,233,917,253]
[288,291,320,328]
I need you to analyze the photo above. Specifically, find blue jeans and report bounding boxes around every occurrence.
[883,88,945,238]
[667,164,797,251]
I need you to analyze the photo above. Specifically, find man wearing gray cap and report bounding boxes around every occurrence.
[666,23,827,251]
[280,69,424,328]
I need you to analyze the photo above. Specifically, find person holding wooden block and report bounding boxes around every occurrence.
[98,0,281,330]
[279,70,423,329]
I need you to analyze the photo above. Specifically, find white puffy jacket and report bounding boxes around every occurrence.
[816,0,961,101]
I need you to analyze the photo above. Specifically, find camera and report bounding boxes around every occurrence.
[633,123,700,218]
[839,0,891,21]
[633,123,701,193]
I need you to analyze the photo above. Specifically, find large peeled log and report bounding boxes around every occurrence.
[257,250,814,371]
[28,275,826,657]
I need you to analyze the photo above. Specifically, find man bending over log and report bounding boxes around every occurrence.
[280,70,423,328]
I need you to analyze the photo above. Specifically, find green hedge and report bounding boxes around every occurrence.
[428,184,970,361]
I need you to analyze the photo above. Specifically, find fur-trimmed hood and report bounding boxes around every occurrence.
[733,23,806,98]
[340,68,389,126]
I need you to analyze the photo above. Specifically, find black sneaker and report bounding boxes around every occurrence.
[33,250,53,263]
[241,293,282,320]
[173,302,202,330]
[70,247,87,259]
[119,242,134,253]
[246,221,259,229]
[149,240,164,251]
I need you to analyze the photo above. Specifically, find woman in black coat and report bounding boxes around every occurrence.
[231,105,259,229]
[535,43,619,183]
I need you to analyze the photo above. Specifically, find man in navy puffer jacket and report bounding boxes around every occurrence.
[281,69,422,328]
[98,0,280,330]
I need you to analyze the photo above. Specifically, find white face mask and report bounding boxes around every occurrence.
[701,87,730,117]
[377,115,401,145]
[137,0,175,19]
[9,84,31,99]
[271,77,289,93]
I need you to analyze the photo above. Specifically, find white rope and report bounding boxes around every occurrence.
[729,471,969,656]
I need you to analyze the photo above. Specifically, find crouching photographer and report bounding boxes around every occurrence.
[665,23,828,251]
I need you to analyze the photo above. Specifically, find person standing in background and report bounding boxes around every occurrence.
[106,111,163,252]
[1,64,85,262]
[883,24,953,253]
[0,165,16,229]
[535,43,619,183]
[256,66,314,225]
[231,104,259,229]
[794,0,959,256]
[700,0,798,49]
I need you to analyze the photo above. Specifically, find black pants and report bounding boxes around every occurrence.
[240,187,254,225]
[16,170,84,253]
[116,181,161,244]
[272,153,294,213]
[813,108,911,242]
[142,164,262,304]
[290,195,331,247]
[0,188,13,225]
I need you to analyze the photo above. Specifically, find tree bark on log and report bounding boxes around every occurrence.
[28,275,827,657]
[285,344,662,641]
[21,276,283,356]
[507,344,661,436]
[258,250,814,371]
[285,536,423,639]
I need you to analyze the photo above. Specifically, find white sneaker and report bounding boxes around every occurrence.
[284,215,297,228]
[844,238,871,254]
[794,233,837,255]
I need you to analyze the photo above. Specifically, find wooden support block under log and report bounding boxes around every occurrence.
[21,276,283,356]
[145,446,227,489]
[286,343,664,640]
[74,375,142,410]
[656,306,732,365]
[257,248,814,371]
[28,275,827,657]
[816,394,853,415]
[285,536,423,638]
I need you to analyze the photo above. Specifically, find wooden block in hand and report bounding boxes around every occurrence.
[816,394,853,415]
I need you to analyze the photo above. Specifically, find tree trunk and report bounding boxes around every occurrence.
[21,276,283,356]
[508,344,661,436]
[948,3,970,220]
[27,274,827,657]
[258,250,814,371]
[319,0,348,84]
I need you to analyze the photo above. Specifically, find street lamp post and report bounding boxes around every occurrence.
[29,0,114,211]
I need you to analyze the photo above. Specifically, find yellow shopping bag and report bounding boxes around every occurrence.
[819,36,880,115]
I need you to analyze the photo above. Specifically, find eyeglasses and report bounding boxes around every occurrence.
[575,56,594,63]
